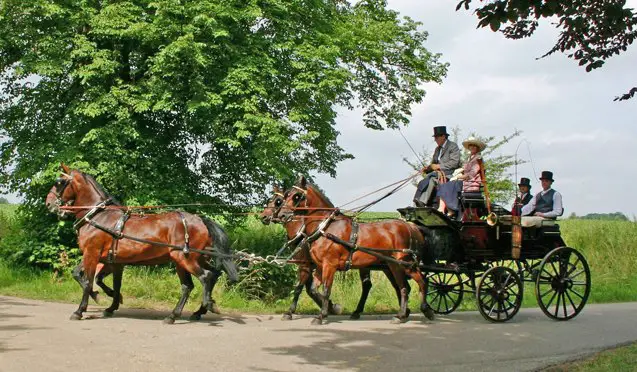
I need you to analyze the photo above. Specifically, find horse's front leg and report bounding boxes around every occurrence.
[282,265,311,320]
[350,269,373,320]
[312,265,336,325]
[386,263,410,324]
[71,260,100,303]
[383,266,411,318]
[70,254,99,320]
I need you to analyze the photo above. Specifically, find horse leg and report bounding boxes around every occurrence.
[190,262,222,320]
[95,264,122,304]
[386,264,410,324]
[350,269,373,320]
[303,266,341,316]
[103,265,124,317]
[164,266,194,324]
[70,254,99,320]
[282,265,310,320]
[407,269,434,321]
[383,266,411,318]
[71,261,100,303]
[312,265,336,325]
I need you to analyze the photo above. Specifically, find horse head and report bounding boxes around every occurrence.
[279,175,333,222]
[259,184,286,225]
[45,163,110,219]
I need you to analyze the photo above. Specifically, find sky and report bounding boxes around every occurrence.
[313,0,637,218]
[2,1,637,217]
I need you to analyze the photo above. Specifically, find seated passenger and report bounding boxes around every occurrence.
[437,136,486,217]
[512,177,533,210]
[521,171,563,219]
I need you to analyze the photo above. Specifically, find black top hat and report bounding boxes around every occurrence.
[539,171,554,182]
[518,177,531,188]
[432,126,449,137]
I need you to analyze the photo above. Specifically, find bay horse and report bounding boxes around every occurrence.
[45,164,239,323]
[278,176,434,325]
[260,186,409,320]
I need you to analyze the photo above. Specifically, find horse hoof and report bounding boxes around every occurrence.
[390,316,406,324]
[423,306,435,321]
[189,314,202,321]
[281,313,293,321]
[103,310,114,317]
[119,296,124,305]
[91,291,100,304]
[330,304,343,315]
[311,317,323,325]
[406,308,411,317]
[69,313,82,321]
[163,317,175,324]
[349,313,361,320]
[208,302,221,314]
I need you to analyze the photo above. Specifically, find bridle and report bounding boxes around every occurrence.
[51,170,113,229]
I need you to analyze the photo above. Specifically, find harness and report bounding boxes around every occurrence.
[298,210,419,270]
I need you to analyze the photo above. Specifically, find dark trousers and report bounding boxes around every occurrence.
[413,172,439,206]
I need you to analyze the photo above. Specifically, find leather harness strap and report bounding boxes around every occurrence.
[178,212,190,255]
[107,211,130,263]
[344,220,359,271]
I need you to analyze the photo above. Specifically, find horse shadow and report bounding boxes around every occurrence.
[80,306,250,326]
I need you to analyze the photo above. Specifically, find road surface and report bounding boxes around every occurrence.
[1,296,636,372]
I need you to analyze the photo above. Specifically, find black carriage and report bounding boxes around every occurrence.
[397,193,591,323]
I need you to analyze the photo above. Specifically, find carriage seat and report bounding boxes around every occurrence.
[460,191,484,208]
[499,215,556,228]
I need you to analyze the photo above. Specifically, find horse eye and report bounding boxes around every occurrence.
[275,199,282,206]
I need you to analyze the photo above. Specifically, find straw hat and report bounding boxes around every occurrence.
[462,136,487,152]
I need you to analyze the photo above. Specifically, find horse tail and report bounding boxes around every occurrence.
[201,217,239,283]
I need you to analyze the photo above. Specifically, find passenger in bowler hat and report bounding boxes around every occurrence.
[413,126,461,207]
[521,171,564,218]
[513,177,533,209]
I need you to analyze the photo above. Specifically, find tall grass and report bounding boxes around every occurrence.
[1,211,636,315]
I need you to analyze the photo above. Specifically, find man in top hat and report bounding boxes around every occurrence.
[413,126,461,207]
[513,177,533,208]
[521,171,564,218]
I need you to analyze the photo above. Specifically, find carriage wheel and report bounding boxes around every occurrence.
[476,266,523,322]
[489,259,523,275]
[427,272,464,314]
[535,247,591,321]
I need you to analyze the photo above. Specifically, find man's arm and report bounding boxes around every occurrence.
[521,194,536,216]
[537,192,563,218]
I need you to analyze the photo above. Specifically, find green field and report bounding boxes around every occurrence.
[1,205,636,316]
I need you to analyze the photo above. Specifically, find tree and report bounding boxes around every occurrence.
[0,0,447,266]
[0,196,8,204]
[405,128,523,205]
[456,0,637,101]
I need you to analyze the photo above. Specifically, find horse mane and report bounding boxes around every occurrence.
[81,173,123,206]
[305,182,334,208]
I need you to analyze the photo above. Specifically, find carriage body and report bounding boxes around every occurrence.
[397,205,591,322]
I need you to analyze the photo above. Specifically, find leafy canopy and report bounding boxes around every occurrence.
[0,0,447,210]
[456,0,637,101]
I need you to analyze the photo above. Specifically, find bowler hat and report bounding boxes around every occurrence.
[432,126,449,137]
[539,171,554,182]
[518,177,531,188]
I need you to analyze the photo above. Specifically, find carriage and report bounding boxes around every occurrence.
[397,193,591,322]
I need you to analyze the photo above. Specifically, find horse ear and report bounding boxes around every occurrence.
[296,175,307,188]
[60,163,71,174]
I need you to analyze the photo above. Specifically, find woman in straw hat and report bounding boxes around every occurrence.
[437,136,487,217]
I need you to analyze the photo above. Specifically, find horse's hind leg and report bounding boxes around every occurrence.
[283,265,310,320]
[103,265,124,317]
[190,261,222,320]
[350,269,373,320]
[407,269,434,321]
[312,265,337,325]
[383,266,411,318]
[164,266,194,324]
[303,266,341,316]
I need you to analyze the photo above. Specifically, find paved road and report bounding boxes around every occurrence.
[1,296,636,372]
